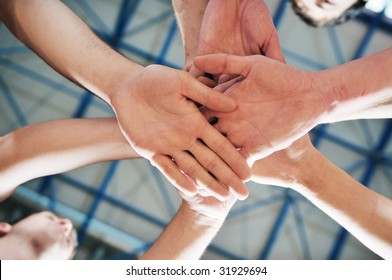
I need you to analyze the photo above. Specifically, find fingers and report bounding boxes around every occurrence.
[188,64,205,79]
[184,76,236,113]
[188,139,249,200]
[218,74,238,84]
[198,76,218,88]
[194,54,254,77]
[171,150,230,201]
[199,125,250,200]
[151,154,197,196]
[214,76,243,93]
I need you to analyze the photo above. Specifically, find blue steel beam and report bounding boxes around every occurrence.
[56,173,168,227]
[312,126,370,156]
[273,0,289,28]
[0,58,82,100]
[311,124,329,148]
[359,120,375,148]
[283,48,328,70]
[155,19,178,65]
[259,193,292,259]
[0,46,31,56]
[148,165,176,217]
[110,0,141,47]
[78,161,120,243]
[73,92,93,118]
[381,165,392,185]
[0,57,113,115]
[327,26,346,64]
[118,40,181,69]
[125,10,173,37]
[356,10,392,36]
[292,200,311,259]
[383,156,392,167]
[352,10,384,60]
[0,75,28,126]
[38,176,52,194]
[36,176,58,213]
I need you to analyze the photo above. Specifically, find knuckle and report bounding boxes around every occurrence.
[205,155,219,172]
[182,162,198,177]
[215,137,229,155]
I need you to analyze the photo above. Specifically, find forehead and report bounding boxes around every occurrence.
[11,212,61,232]
[19,211,56,223]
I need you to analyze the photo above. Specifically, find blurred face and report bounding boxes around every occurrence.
[292,0,361,26]
[1,211,77,259]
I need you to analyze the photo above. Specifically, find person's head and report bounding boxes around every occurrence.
[0,211,78,259]
[291,0,368,27]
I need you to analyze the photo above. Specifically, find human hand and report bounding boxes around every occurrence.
[178,189,237,224]
[110,64,250,200]
[188,0,284,80]
[194,54,328,165]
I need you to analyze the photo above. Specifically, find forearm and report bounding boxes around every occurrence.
[140,203,224,260]
[0,118,139,200]
[172,0,209,69]
[317,47,392,122]
[0,0,142,104]
[251,147,392,259]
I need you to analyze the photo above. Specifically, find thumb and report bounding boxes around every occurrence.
[194,54,254,77]
[262,33,286,63]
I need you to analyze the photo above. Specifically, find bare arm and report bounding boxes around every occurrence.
[141,193,235,259]
[0,0,141,103]
[318,47,392,121]
[251,137,392,259]
[172,0,209,70]
[0,118,138,200]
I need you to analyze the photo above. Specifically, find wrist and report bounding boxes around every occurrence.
[292,145,324,193]
[305,70,342,124]
[179,202,226,228]
[312,61,381,124]
[106,63,144,107]
[250,136,316,189]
